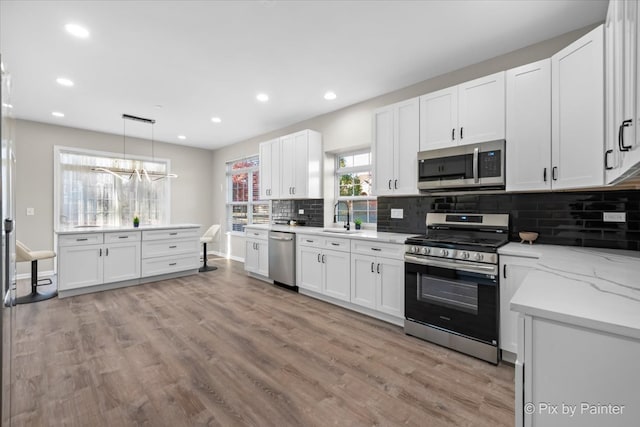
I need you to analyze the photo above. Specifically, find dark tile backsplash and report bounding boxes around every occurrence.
[377,190,640,251]
[272,199,324,227]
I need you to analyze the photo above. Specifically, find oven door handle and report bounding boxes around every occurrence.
[473,147,479,183]
[404,254,498,276]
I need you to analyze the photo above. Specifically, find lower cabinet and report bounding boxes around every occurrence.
[351,253,404,318]
[244,228,269,277]
[297,235,350,302]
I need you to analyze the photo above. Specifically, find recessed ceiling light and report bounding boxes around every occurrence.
[177,135,186,140]
[211,117,222,123]
[56,77,74,87]
[2,103,13,109]
[65,23,90,39]
[324,91,337,100]
[256,93,269,103]
[52,111,65,117]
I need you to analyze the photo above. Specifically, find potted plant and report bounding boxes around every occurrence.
[354,218,362,230]
[133,216,140,228]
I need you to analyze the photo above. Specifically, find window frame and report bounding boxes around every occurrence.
[334,149,376,225]
[226,154,269,235]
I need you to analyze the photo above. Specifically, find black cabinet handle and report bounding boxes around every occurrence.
[371,262,374,273]
[169,245,177,249]
[451,128,455,141]
[460,127,464,139]
[388,179,392,190]
[76,238,88,241]
[118,235,129,239]
[371,248,382,252]
[543,167,547,182]
[376,263,380,274]
[99,248,102,256]
[552,166,558,181]
[292,187,295,195]
[169,232,178,236]
[169,263,177,266]
[605,149,613,170]
[394,179,398,189]
[503,264,507,279]
[322,254,326,263]
[317,253,321,263]
[619,119,633,151]
[106,248,109,256]
[306,239,314,243]
[331,242,340,246]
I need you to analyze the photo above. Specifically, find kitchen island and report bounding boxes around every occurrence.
[55,224,201,297]
[503,243,640,427]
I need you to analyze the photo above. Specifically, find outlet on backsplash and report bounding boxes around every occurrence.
[603,212,626,223]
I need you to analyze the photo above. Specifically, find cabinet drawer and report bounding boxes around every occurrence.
[350,240,404,260]
[142,239,199,259]
[297,234,323,247]
[58,233,104,247]
[142,228,200,241]
[105,231,141,243]
[323,237,350,253]
[141,254,199,277]
[246,229,268,240]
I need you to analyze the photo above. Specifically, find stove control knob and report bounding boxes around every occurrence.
[420,247,429,255]
[440,249,449,257]
[411,246,418,254]
[460,251,470,260]
[473,253,484,261]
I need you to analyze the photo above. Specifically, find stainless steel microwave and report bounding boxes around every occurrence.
[417,140,505,192]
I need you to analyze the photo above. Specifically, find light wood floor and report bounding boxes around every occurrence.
[11,258,514,426]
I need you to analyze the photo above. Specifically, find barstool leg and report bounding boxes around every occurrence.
[199,242,217,272]
[16,259,57,304]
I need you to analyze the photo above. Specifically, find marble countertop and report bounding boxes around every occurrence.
[244,224,414,244]
[501,242,640,340]
[55,223,201,234]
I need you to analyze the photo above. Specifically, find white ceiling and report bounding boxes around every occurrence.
[1,0,608,150]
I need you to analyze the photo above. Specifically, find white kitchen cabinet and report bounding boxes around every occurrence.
[259,138,280,198]
[244,228,268,277]
[419,71,505,151]
[258,129,322,200]
[351,254,377,309]
[58,244,104,290]
[103,242,141,283]
[373,97,419,196]
[551,25,604,189]
[506,59,552,191]
[605,0,640,184]
[296,234,350,302]
[499,254,539,357]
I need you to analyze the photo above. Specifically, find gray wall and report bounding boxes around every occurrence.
[15,119,213,273]
[211,24,599,260]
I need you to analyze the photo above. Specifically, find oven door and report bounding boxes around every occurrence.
[405,255,498,345]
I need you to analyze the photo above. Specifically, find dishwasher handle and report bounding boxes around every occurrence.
[269,235,294,241]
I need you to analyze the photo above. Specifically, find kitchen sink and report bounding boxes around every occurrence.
[322,228,361,234]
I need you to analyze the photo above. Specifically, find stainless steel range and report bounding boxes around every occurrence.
[404,213,509,364]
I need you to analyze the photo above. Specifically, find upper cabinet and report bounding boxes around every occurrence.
[419,71,505,151]
[551,25,604,190]
[258,129,322,200]
[373,97,419,196]
[506,59,552,192]
[605,0,640,184]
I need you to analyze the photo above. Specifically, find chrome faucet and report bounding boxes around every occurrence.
[334,201,350,231]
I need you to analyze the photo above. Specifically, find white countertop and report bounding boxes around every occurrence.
[55,223,201,234]
[245,224,414,244]
[501,242,640,340]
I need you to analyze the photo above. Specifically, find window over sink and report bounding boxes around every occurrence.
[335,150,377,224]
[226,155,269,232]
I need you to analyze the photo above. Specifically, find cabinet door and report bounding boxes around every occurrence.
[394,97,419,195]
[259,140,274,199]
[280,134,295,197]
[506,59,552,191]
[291,131,309,199]
[458,71,505,145]
[350,253,376,309]
[619,0,640,175]
[256,241,269,277]
[376,258,404,318]
[298,246,322,292]
[499,256,538,354]
[58,245,103,290]
[373,105,395,196]
[103,242,141,283]
[419,86,458,150]
[244,239,259,274]
[552,25,604,190]
[605,1,625,183]
[322,250,350,302]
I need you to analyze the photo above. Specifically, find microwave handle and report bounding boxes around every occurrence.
[473,147,479,183]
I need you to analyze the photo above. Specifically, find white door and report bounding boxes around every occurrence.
[322,249,350,302]
[419,86,458,150]
[458,71,505,145]
[280,134,295,197]
[103,242,141,283]
[376,258,404,318]
[244,239,259,274]
[350,253,376,309]
[373,106,395,196]
[58,245,103,290]
[292,130,309,198]
[506,59,552,191]
[298,246,322,292]
[394,97,420,195]
[256,241,269,277]
[552,25,604,189]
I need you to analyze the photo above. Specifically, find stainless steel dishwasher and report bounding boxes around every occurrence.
[268,231,296,288]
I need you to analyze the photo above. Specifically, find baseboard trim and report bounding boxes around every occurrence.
[206,250,243,263]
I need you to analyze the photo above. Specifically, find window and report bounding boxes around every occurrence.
[335,150,377,224]
[55,147,170,227]
[226,155,269,232]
